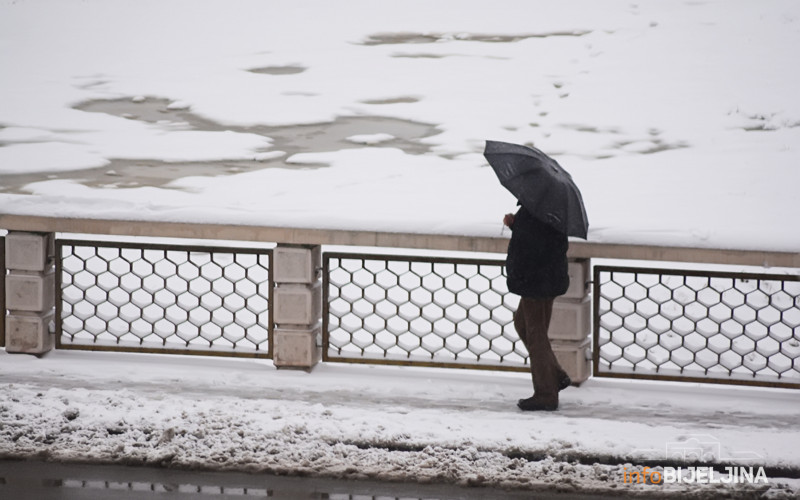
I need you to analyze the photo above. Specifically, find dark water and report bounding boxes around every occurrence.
[0,460,616,500]
[0,98,441,194]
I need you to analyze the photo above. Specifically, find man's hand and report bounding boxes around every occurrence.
[503,213,515,228]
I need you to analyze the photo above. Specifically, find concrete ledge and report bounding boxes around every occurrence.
[1,214,798,267]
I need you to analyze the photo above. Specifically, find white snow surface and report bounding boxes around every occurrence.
[0,0,799,253]
[1,350,799,497]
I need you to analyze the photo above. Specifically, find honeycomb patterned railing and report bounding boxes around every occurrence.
[56,240,273,357]
[593,265,800,388]
[323,252,527,371]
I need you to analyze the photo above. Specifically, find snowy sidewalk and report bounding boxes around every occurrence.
[1,349,798,498]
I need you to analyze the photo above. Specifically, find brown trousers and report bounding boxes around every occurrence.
[514,297,567,404]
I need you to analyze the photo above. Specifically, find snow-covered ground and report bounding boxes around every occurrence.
[1,0,799,253]
[1,350,799,497]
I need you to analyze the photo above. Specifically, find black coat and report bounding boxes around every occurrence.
[506,206,570,298]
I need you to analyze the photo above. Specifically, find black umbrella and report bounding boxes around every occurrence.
[484,140,589,239]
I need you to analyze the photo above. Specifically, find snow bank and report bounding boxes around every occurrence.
[1,350,798,497]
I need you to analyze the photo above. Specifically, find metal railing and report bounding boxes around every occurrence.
[593,265,800,388]
[56,239,273,358]
[323,252,527,371]
[2,219,796,390]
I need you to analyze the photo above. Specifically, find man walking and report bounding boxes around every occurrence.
[504,205,571,411]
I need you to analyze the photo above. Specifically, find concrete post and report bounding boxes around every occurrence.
[0,236,4,347]
[4,232,56,354]
[549,259,592,384]
[271,245,322,370]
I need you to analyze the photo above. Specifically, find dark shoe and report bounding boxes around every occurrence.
[517,397,558,412]
[559,374,572,392]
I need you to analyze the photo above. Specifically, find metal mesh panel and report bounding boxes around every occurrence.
[593,266,800,388]
[323,252,526,371]
[56,240,272,357]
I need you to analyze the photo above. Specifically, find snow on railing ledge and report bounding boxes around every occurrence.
[1,214,798,268]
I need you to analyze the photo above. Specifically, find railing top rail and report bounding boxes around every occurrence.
[57,238,273,256]
[594,264,800,282]
[2,214,798,268]
[325,251,506,267]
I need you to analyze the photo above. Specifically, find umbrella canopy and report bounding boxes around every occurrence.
[484,140,589,239]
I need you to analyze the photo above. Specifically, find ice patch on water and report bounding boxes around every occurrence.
[346,133,395,145]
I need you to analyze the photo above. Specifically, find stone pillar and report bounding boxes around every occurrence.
[549,259,592,384]
[0,236,4,347]
[4,232,56,355]
[272,245,322,370]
